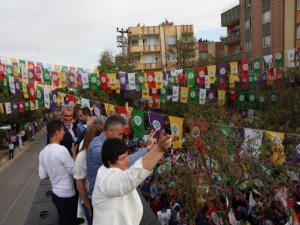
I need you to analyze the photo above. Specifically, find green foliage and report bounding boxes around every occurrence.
[97,50,117,73]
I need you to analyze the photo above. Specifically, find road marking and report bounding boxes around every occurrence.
[0,168,38,225]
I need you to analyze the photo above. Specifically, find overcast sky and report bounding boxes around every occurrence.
[0,0,238,70]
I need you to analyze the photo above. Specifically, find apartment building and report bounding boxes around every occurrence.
[127,22,199,71]
[198,40,225,65]
[221,0,300,67]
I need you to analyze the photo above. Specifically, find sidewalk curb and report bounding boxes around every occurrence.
[0,127,46,168]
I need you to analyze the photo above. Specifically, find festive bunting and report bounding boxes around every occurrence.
[5,102,12,114]
[172,86,179,102]
[104,103,115,115]
[199,88,206,105]
[275,52,284,67]
[89,73,100,90]
[148,112,165,139]
[131,108,145,138]
[207,65,216,84]
[169,116,184,149]
[265,131,285,165]
[188,88,198,104]
[240,128,263,158]
[180,87,189,103]
[184,68,196,87]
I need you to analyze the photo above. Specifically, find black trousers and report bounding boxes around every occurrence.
[52,192,77,225]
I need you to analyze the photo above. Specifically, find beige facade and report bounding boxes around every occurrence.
[128,23,198,71]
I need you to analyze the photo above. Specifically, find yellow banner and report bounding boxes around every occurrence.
[58,72,67,88]
[142,86,149,99]
[218,90,226,106]
[230,62,238,74]
[265,131,285,165]
[30,101,35,111]
[10,58,17,63]
[207,65,216,84]
[229,73,239,89]
[57,92,66,106]
[180,87,189,103]
[22,82,29,98]
[104,103,115,115]
[108,73,117,90]
[0,103,4,114]
[116,80,120,94]
[54,64,61,72]
[168,116,184,149]
[154,71,163,89]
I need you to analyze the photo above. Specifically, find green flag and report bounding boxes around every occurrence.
[184,68,196,87]
[36,86,44,107]
[188,88,198,104]
[168,75,176,88]
[5,65,13,76]
[19,59,26,75]
[216,124,234,155]
[238,90,247,109]
[89,73,99,90]
[269,91,278,106]
[248,91,256,109]
[252,58,261,75]
[135,72,145,89]
[3,74,9,94]
[24,101,30,111]
[159,86,168,103]
[42,68,52,85]
[275,52,284,67]
[248,72,255,89]
[61,65,68,72]
[258,93,266,110]
[131,109,145,138]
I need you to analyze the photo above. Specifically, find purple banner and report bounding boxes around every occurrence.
[11,102,18,113]
[118,72,127,90]
[218,64,227,76]
[67,72,75,89]
[148,112,165,139]
[207,89,216,104]
[51,90,58,110]
[14,79,22,97]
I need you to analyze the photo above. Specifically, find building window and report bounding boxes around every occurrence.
[167,53,177,62]
[298,0,300,10]
[245,18,251,30]
[165,36,176,45]
[263,35,271,48]
[234,45,240,53]
[297,25,300,39]
[262,10,271,24]
[245,41,252,52]
[245,0,251,8]
[199,52,208,60]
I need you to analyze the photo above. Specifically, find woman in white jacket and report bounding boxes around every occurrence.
[92,131,172,225]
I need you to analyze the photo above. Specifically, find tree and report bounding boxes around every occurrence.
[97,49,117,73]
[169,32,197,69]
[115,54,135,73]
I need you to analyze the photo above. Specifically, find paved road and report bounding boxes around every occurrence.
[0,127,46,225]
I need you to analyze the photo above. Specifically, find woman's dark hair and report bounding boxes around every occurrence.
[102,138,128,168]
[47,120,63,138]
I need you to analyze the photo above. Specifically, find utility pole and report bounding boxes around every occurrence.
[116,27,128,56]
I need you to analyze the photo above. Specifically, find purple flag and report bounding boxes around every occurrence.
[148,112,165,139]
[14,78,22,97]
[51,90,58,110]
[207,89,216,104]
[123,89,131,98]
[11,102,18,113]
[90,100,102,116]
[118,72,127,90]
[67,72,75,88]
[36,62,44,68]
[259,70,267,88]
[76,72,82,86]
[218,64,227,76]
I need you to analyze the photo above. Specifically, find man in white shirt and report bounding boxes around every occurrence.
[39,120,77,225]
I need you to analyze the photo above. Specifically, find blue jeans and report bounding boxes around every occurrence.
[82,203,93,225]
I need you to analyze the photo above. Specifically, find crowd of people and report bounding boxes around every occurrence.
[38,103,300,225]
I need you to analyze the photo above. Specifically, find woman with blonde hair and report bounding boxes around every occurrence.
[73,124,103,225]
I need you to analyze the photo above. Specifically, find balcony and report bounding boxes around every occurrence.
[129,45,161,53]
[133,62,162,71]
[221,33,240,45]
[221,5,240,27]
[128,26,160,36]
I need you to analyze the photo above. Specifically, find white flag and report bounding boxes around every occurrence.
[8,76,15,94]
[81,73,89,89]
[263,54,273,68]
[199,88,206,105]
[128,73,136,90]
[5,102,12,114]
[172,86,179,102]
[81,98,90,108]
[204,75,210,89]
[288,49,295,67]
[44,87,51,109]
[240,128,264,158]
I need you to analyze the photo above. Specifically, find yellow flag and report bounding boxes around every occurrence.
[104,103,115,115]
[59,72,67,88]
[230,62,238,74]
[180,87,189,103]
[22,82,29,99]
[207,65,216,84]
[54,64,61,72]
[10,58,17,63]
[218,90,226,106]
[13,64,20,77]
[57,92,66,106]
[93,68,99,74]
[0,103,4,114]
[229,73,239,89]
[154,71,163,89]
[115,80,120,94]
[142,86,149,99]
[168,116,184,149]
[265,131,285,165]
[108,73,117,90]
[147,97,153,108]
[30,101,35,111]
